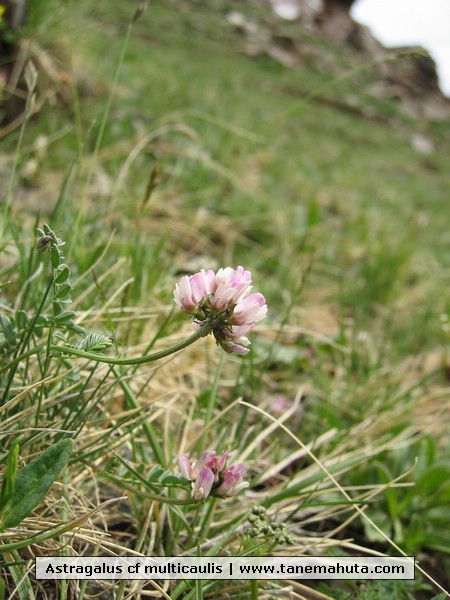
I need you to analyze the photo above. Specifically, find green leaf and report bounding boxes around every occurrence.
[416,465,450,497]
[14,310,28,329]
[35,315,50,326]
[52,300,63,317]
[0,316,15,342]
[78,333,112,353]
[53,331,68,342]
[147,465,165,482]
[420,529,450,554]
[376,462,398,519]
[146,466,189,487]
[50,247,60,268]
[0,438,73,530]
[55,283,72,300]
[54,264,70,284]
[34,314,51,337]
[0,440,20,512]
[54,311,76,324]
[159,472,186,485]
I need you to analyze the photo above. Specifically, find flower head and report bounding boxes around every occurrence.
[215,464,249,497]
[179,450,248,502]
[174,266,267,355]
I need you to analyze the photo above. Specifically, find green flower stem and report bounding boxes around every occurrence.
[49,322,212,365]
[102,472,197,506]
[196,496,217,543]
[250,579,259,600]
[187,504,202,548]
[0,324,212,379]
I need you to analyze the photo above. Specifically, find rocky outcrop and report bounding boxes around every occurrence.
[316,0,356,44]
[257,0,450,119]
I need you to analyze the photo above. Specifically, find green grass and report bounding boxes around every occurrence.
[1,0,449,598]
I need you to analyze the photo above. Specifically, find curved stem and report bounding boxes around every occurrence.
[0,323,212,379]
[49,322,212,366]
[102,472,198,506]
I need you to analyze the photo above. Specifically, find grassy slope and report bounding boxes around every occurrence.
[21,0,450,338]
[2,0,450,597]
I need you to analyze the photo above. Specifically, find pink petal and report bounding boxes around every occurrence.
[215,463,249,497]
[192,467,214,501]
[224,338,251,355]
[232,293,267,325]
[174,276,195,312]
[203,269,216,293]
[189,272,208,304]
[196,451,216,475]
[179,454,194,481]
[216,450,229,471]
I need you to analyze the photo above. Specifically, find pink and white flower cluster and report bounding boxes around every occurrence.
[174,266,267,355]
[179,450,249,501]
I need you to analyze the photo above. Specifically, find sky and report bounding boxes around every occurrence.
[351,0,450,96]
